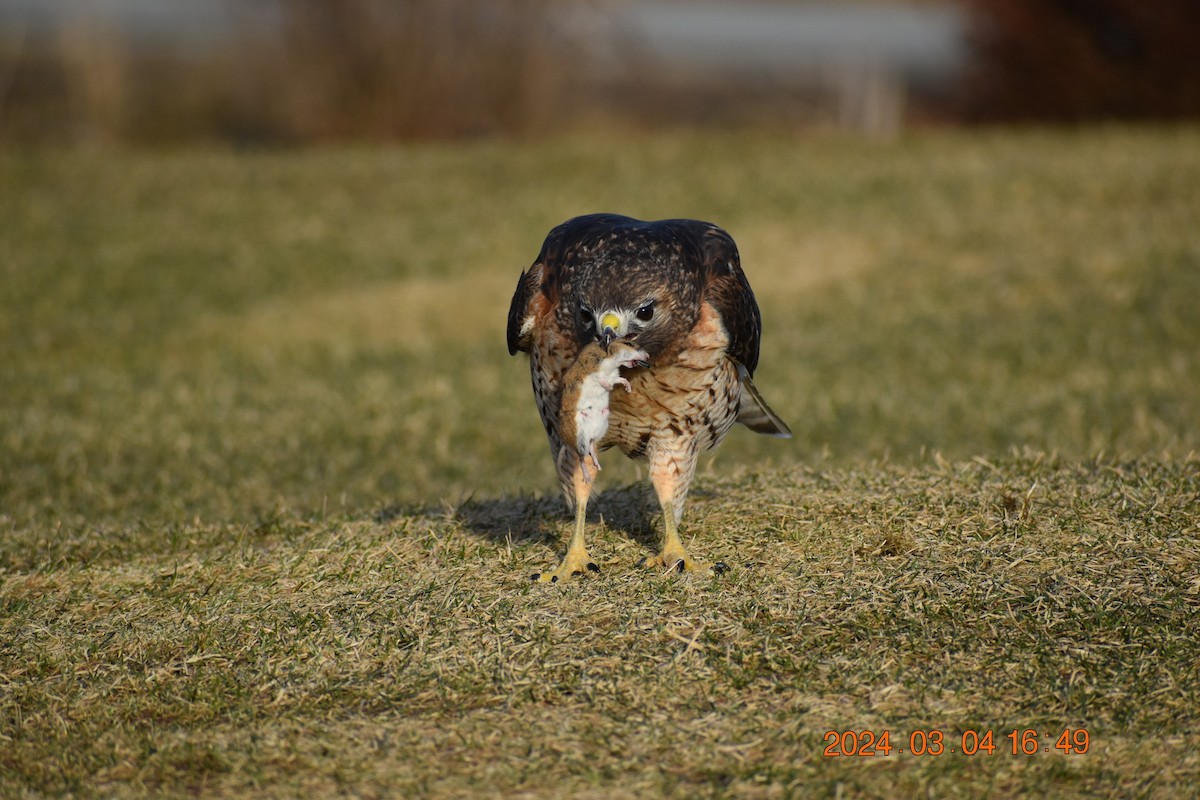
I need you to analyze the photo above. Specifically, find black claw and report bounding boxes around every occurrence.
[572,570,583,577]
[636,556,648,568]
[550,575,559,583]
[674,559,686,573]
[712,561,730,575]
[587,562,600,573]
[530,573,540,581]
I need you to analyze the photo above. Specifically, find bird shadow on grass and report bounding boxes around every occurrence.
[390,483,661,553]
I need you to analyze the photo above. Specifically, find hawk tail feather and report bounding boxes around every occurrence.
[736,366,792,438]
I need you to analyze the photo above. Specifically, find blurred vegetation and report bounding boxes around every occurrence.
[2,0,1199,146]
[0,0,584,146]
[963,0,1200,122]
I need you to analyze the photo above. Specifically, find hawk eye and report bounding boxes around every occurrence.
[635,304,655,322]
[579,308,595,327]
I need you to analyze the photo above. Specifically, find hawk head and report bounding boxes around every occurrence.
[509,214,760,372]
[569,238,702,361]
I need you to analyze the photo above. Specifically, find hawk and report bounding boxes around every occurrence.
[507,213,791,582]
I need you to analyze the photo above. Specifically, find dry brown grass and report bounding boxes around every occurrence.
[3,456,1197,797]
[2,127,1199,796]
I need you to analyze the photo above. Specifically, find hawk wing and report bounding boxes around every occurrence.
[664,218,761,375]
[668,219,790,437]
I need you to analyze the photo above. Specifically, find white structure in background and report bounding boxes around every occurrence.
[569,1,968,136]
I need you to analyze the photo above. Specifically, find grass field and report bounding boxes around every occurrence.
[2,127,1198,797]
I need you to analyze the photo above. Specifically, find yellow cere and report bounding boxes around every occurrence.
[600,313,621,331]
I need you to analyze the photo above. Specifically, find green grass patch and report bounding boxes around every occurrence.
[2,128,1199,797]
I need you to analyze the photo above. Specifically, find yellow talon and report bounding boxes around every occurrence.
[642,547,698,574]
[532,548,600,583]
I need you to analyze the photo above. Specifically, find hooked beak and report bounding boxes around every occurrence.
[599,312,622,349]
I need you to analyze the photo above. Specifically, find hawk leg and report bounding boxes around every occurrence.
[533,458,600,583]
[641,448,728,575]
[642,500,697,573]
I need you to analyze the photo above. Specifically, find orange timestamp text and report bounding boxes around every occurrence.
[822,728,1090,757]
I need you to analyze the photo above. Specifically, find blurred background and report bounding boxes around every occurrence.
[3,0,1198,529]
[3,0,1199,146]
